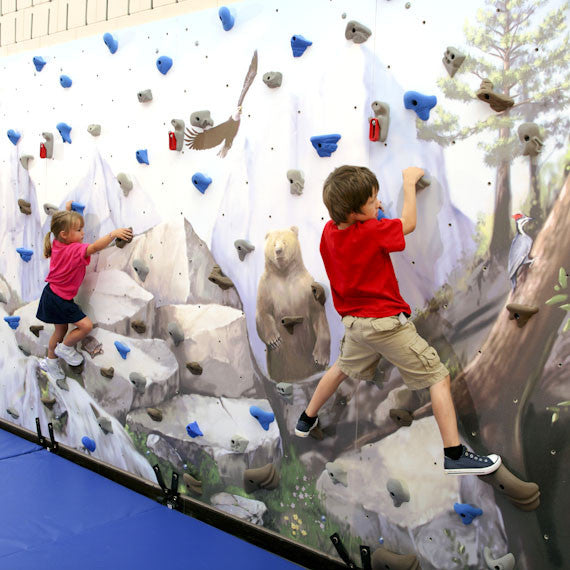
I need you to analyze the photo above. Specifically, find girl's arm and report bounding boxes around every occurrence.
[86,228,133,256]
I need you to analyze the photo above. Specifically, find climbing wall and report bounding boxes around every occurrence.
[1,0,569,568]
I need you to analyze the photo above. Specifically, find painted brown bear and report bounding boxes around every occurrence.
[256,226,330,381]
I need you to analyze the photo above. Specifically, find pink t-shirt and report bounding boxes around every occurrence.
[46,241,91,300]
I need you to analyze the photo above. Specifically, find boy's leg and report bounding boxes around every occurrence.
[306,361,348,417]
[429,375,460,448]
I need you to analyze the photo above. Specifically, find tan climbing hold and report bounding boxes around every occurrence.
[506,304,538,328]
[371,547,420,570]
[100,367,114,379]
[183,472,203,495]
[146,407,163,422]
[281,316,304,334]
[208,264,234,290]
[29,325,44,337]
[186,362,203,375]
[243,463,280,493]
[479,464,540,511]
[389,408,414,427]
[41,396,56,409]
[311,282,326,305]
[310,425,324,441]
[18,199,32,215]
[476,79,514,112]
[131,320,146,334]
[81,335,103,357]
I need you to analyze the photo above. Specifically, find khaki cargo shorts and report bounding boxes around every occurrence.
[338,314,449,390]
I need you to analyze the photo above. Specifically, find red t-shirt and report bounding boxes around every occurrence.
[46,241,91,300]
[320,218,411,318]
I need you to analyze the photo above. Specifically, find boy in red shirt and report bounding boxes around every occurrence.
[295,165,501,475]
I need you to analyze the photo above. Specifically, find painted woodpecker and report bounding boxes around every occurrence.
[508,213,534,290]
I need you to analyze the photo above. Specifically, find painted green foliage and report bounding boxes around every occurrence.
[546,266,570,332]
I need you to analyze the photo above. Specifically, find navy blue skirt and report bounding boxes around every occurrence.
[36,284,87,325]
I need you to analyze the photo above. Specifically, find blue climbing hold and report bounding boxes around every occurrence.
[249,406,275,431]
[56,122,72,143]
[60,75,72,88]
[3,316,20,330]
[136,149,149,165]
[192,173,212,194]
[310,134,341,157]
[7,129,21,145]
[156,55,173,75]
[16,248,33,262]
[403,91,437,121]
[103,32,118,54]
[114,340,131,359]
[186,421,204,438]
[454,503,483,525]
[71,201,85,215]
[377,209,387,221]
[33,56,46,72]
[218,6,235,31]
[291,35,312,57]
[82,436,96,452]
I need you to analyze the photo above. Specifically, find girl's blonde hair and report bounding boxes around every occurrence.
[43,210,84,258]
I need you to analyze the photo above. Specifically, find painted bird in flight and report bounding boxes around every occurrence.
[185,50,258,158]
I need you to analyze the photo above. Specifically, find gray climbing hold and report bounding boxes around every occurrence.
[20,155,34,170]
[131,320,146,334]
[243,463,280,493]
[416,173,431,190]
[345,20,372,44]
[190,110,214,129]
[311,282,327,305]
[0,292,6,304]
[230,434,249,453]
[147,407,163,422]
[87,124,101,136]
[325,461,348,487]
[115,227,133,249]
[483,546,515,570]
[7,407,19,419]
[386,478,410,507]
[276,382,293,397]
[286,169,305,195]
[100,367,114,379]
[98,417,113,435]
[518,122,544,157]
[442,47,466,77]
[234,239,255,261]
[116,173,133,196]
[170,119,185,151]
[30,325,44,337]
[371,101,390,142]
[137,89,153,103]
[281,316,303,334]
[262,71,283,88]
[129,372,147,394]
[18,199,32,215]
[56,377,69,391]
[43,203,59,216]
[186,362,203,375]
[208,264,234,290]
[167,321,185,346]
[41,132,54,159]
[183,472,203,495]
[132,259,149,282]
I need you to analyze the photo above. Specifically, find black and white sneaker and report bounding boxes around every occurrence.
[295,411,318,438]
[444,446,501,475]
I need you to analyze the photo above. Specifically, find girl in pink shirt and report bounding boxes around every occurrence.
[37,202,132,380]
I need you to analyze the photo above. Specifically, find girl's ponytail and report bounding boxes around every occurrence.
[43,231,53,258]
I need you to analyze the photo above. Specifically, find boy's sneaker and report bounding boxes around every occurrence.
[39,357,65,380]
[444,446,502,475]
[295,411,319,438]
[54,342,83,366]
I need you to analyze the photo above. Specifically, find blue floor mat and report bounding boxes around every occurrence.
[0,429,303,569]
[0,427,43,460]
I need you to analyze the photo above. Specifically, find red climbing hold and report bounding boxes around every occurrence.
[40,143,47,158]
[169,132,177,150]
[369,118,380,141]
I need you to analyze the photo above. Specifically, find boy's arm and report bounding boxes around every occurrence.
[86,228,133,256]
[399,167,424,235]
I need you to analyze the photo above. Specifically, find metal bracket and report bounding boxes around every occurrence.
[330,533,357,568]
[360,545,371,570]
[153,465,180,510]
[35,417,59,452]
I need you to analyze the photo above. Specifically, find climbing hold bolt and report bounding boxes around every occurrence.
[234,239,255,261]
[218,6,235,31]
[249,406,275,431]
[345,20,372,44]
[103,32,118,54]
[291,35,312,57]
[156,55,173,75]
[403,91,437,121]
[114,341,131,359]
[286,169,305,195]
[263,71,283,88]
[192,172,212,193]
[453,502,483,525]
[7,129,21,145]
[506,304,538,328]
[310,134,341,157]
[186,421,204,438]
[442,47,466,77]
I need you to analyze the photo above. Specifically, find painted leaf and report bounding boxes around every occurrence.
[545,294,568,305]
[559,267,567,289]
[551,412,559,424]
[563,319,570,333]
[558,304,570,311]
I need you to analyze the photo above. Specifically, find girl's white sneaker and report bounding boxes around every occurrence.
[54,342,83,366]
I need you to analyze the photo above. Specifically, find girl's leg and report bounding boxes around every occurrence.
[48,324,68,358]
[429,375,461,448]
[63,317,93,347]
[305,361,348,417]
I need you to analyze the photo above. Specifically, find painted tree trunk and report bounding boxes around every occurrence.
[489,154,513,260]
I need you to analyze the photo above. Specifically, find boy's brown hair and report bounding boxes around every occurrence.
[43,210,84,258]
[322,165,378,225]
